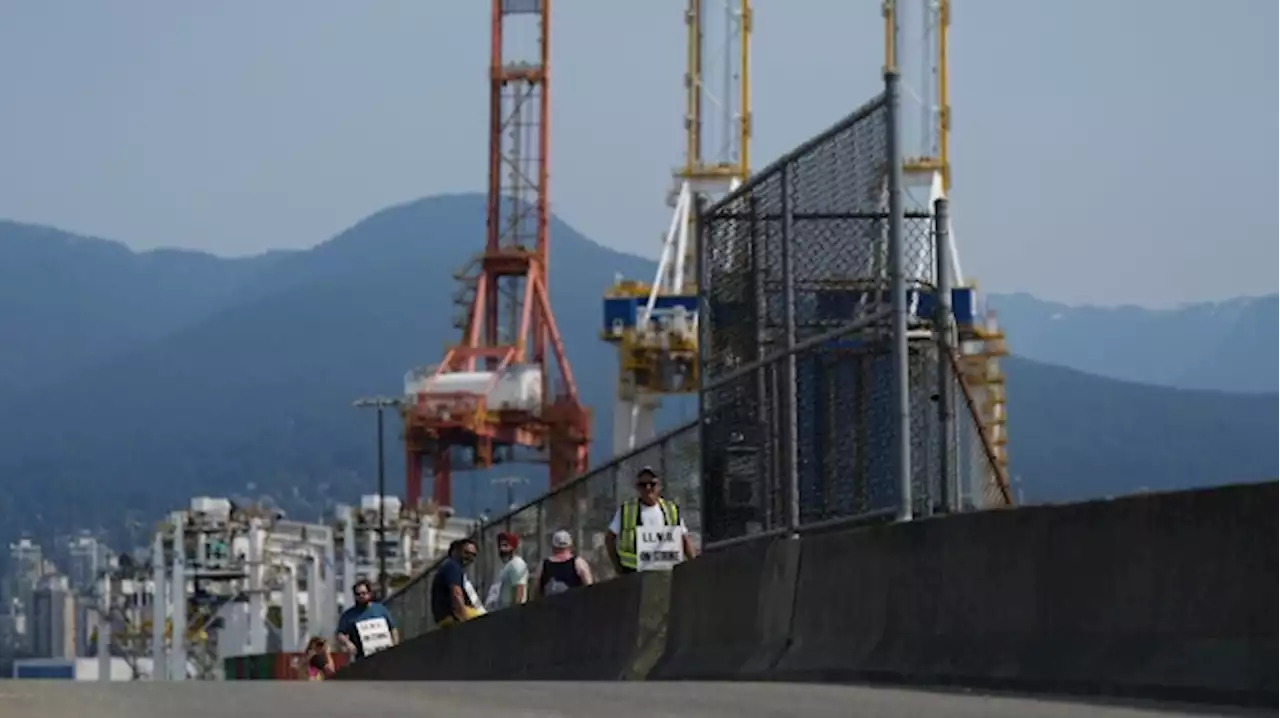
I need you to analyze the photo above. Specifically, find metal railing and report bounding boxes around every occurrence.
[384,422,699,639]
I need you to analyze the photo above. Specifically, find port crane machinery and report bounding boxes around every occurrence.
[600,0,753,463]
[401,0,590,511]
[889,0,1010,498]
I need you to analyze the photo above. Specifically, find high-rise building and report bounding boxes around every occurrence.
[66,534,108,594]
[5,537,46,653]
[31,575,75,659]
[0,597,25,655]
[61,534,116,656]
[7,538,44,593]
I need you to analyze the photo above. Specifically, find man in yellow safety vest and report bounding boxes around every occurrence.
[605,466,697,575]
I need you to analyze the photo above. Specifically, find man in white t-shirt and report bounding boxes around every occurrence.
[485,531,529,611]
[605,466,697,575]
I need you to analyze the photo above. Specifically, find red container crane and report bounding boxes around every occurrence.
[401,0,590,511]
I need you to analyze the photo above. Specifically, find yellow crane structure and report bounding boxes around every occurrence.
[600,0,752,457]
[887,0,1009,488]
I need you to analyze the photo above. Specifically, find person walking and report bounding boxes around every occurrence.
[535,529,594,597]
[605,466,697,575]
[335,578,399,660]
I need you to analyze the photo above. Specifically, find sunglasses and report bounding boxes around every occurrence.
[636,480,659,489]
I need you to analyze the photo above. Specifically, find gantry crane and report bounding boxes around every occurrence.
[888,0,1010,497]
[600,0,752,458]
[400,0,589,510]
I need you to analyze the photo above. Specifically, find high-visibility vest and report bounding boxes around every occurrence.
[616,498,680,570]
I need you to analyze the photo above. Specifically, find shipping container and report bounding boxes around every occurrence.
[12,657,152,681]
[224,650,350,680]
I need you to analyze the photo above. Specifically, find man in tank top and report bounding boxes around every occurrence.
[536,530,594,598]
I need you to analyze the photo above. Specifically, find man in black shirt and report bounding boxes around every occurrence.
[431,538,482,626]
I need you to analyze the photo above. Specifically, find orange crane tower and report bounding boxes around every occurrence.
[400,0,589,510]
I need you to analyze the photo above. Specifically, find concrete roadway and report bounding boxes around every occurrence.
[0,680,1264,718]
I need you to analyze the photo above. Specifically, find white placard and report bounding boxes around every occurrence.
[355,616,393,656]
[635,526,686,572]
[463,577,487,616]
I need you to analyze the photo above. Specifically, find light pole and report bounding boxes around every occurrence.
[353,396,403,598]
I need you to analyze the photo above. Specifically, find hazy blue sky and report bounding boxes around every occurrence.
[0,1,1274,307]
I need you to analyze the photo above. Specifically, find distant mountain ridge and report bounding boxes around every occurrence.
[988,291,1278,393]
[0,220,293,396]
[0,195,1273,546]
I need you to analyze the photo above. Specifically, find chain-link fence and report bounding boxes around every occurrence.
[696,80,1006,546]
[385,421,699,640]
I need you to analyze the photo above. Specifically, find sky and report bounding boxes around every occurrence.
[0,0,1274,308]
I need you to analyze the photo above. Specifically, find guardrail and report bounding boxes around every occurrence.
[385,420,699,639]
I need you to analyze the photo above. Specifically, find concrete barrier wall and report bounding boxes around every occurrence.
[335,569,671,681]
[339,482,1277,706]
[770,481,1277,705]
[650,535,799,680]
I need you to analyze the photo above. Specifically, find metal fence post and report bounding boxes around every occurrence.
[694,193,715,542]
[779,165,801,534]
[934,196,957,513]
[884,70,913,523]
[536,501,547,564]
[656,432,669,480]
[748,194,775,529]
[571,483,584,558]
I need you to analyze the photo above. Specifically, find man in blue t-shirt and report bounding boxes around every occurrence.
[336,578,399,659]
[431,538,481,627]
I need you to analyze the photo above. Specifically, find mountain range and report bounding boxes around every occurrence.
[988,292,1277,394]
[0,194,1274,547]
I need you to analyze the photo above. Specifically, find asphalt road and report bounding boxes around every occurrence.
[0,680,1263,718]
